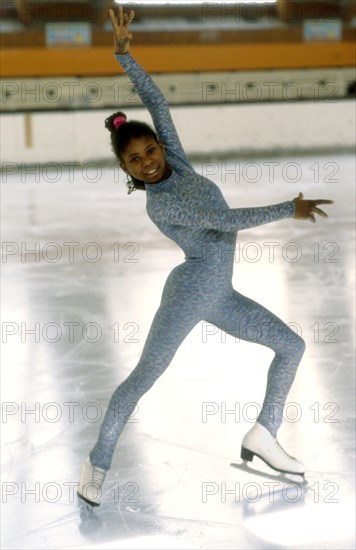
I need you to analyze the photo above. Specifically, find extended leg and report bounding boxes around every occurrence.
[89,297,200,471]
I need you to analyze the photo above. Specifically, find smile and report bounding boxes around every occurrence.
[145,168,159,176]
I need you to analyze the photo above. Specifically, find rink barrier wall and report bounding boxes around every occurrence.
[0,99,355,165]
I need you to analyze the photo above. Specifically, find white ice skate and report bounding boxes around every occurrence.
[77,457,107,506]
[241,422,305,476]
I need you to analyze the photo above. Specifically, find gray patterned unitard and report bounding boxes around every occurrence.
[89,53,306,471]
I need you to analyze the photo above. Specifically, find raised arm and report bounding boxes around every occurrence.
[109,6,190,165]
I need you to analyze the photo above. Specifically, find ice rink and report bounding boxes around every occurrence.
[1,153,355,549]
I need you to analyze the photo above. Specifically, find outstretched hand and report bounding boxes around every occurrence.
[109,4,135,55]
[292,192,334,223]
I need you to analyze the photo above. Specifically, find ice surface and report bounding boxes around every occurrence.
[1,153,355,549]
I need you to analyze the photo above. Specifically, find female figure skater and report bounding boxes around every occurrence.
[78,5,333,506]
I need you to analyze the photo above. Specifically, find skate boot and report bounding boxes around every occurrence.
[77,457,107,506]
[241,422,305,476]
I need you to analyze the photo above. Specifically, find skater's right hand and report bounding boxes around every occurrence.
[109,4,135,55]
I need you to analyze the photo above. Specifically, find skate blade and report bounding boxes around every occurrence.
[77,491,100,509]
[231,461,308,486]
[240,446,305,478]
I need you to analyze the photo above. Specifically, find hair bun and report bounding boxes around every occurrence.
[105,111,127,132]
[113,116,127,130]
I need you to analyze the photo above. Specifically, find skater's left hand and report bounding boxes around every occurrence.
[292,192,334,223]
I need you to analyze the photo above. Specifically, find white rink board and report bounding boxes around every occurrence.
[1,99,355,165]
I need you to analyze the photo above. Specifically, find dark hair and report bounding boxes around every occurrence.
[105,111,159,194]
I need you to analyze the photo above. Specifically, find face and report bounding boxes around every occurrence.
[120,136,172,184]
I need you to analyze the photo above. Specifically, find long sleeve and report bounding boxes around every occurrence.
[148,195,295,233]
[115,52,190,167]
[115,54,296,235]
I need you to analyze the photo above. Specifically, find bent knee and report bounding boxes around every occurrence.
[272,327,306,356]
[285,331,306,356]
[295,334,306,355]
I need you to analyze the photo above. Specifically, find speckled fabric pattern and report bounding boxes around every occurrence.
[89,53,305,471]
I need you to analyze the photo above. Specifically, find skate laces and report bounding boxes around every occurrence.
[89,463,106,486]
[273,438,296,461]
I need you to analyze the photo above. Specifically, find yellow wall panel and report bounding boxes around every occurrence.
[1,42,355,77]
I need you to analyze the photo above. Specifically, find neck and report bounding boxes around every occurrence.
[161,162,172,181]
